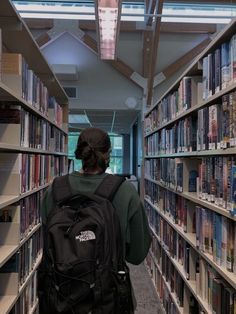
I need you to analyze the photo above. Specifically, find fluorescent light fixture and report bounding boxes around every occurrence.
[95,0,122,60]
[69,114,90,124]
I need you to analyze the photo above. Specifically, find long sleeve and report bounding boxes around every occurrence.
[125,200,152,265]
[112,181,152,265]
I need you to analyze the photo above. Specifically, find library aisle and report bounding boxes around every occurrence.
[129,263,164,314]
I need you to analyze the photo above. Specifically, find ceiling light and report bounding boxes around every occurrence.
[95,0,122,60]
[125,97,137,109]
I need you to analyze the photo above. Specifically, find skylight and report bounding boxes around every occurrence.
[12,1,236,24]
[69,114,90,124]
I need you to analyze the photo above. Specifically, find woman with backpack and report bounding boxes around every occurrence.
[39,127,152,314]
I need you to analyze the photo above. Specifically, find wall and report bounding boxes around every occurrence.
[40,32,143,111]
[153,33,210,104]
[118,32,143,74]
[33,27,213,113]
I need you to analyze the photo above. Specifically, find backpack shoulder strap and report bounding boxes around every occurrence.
[95,174,125,201]
[52,174,73,204]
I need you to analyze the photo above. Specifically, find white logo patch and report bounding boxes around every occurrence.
[75,231,96,242]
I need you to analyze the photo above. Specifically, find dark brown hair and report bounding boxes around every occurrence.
[75,127,111,172]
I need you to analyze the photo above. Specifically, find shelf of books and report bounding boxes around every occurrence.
[144,18,236,314]
[0,1,68,313]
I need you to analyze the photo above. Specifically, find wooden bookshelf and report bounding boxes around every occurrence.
[0,143,67,155]
[0,2,67,104]
[145,81,236,137]
[0,81,67,133]
[0,296,17,314]
[0,1,68,313]
[145,147,236,158]
[145,18,236,118]
[147,250,184,314]
[146,197,236,290]
[145,176,236,221]
[151,226,211,313]
[29,298,39,314]
[144,18,236,314]
[0,183,51,213]
[19,252,42,294]
[0,223,41,269]
[149,225,210,314]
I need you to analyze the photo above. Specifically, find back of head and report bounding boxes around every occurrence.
[75,127,111,173]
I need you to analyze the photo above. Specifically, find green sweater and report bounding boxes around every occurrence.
[42,172,152,265]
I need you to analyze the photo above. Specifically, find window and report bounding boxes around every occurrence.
[109,134,123,174]
[68,132,82,171]
[68,132,124,174]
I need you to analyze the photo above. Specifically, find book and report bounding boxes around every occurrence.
[230,34,236,84]
[221,42,231,90]
[0,208,12,222]
[188,170,198,192]
[214,48,221,94]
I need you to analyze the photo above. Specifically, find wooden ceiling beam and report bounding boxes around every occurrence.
[79,20,217,33]
[108,59,134,80]
[153,36,212,86]
[82,33,98,53]
[80,34,141,86]
[36,32,51,47]
[162,37,211,80]
[25,18,216,34]
[143,31,153,78]
[147,0,164,106]
[24,18,54,29]
[161,22,216,34]
[79,20,141,32]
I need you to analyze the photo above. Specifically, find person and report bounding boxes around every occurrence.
[41,127,152,312]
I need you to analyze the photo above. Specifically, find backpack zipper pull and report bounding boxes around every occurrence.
[65,224,73,237]
[64,217,80,237]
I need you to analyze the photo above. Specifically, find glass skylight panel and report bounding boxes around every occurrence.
[69,114,90,124]
[12,1,236,24]
[13,1,95,20]
[121,4,144,22]
[162,3,236,24]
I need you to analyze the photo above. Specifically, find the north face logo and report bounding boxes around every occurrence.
[75,231,96,242]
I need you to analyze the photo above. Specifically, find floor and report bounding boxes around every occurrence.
[129,263,164,314]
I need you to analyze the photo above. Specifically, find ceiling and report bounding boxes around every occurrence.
[12,0,236,134]
[69,109,139,134]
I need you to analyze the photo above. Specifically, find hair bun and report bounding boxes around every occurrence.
[74,127,111,172]
[74,141,88,159]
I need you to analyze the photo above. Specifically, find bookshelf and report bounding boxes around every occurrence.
[144,18,236,314]
[0,1,68,313]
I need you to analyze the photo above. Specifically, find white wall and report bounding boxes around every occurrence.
[41,32,143,110]
[153,33,210,104]
[156,33,209,73]
[118,32,143,74]
[34,27,213,112]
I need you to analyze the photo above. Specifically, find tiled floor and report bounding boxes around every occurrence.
[129,263,164,314]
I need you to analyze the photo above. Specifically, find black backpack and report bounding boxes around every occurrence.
[38,174,134,314]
